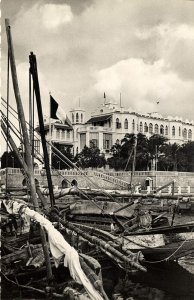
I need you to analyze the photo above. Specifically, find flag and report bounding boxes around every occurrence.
[50,95,72,127]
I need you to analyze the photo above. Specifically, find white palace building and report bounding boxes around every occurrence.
[38,100,194,157]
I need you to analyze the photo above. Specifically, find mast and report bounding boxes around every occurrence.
[29,68,35,166]
[5,47,10,193]
[5,19,52,280]
[5,19,37,207]
[29,52,55,206]
[49,92,52,167]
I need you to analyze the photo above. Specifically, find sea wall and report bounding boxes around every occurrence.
[1,168,194,193]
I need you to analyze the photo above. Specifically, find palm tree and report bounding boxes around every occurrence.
[148,134,168,170]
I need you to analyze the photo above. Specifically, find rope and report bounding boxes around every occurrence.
[1,98,135,221]
[1,109,103,212]
[144,228,194,264]
[50,143,135,217]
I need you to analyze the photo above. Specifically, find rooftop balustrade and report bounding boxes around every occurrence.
[78,125,112,132]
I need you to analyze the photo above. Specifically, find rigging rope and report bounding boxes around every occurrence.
[1,98,136,220]
[144,227,194,264]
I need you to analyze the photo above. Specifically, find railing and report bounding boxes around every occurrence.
[0,168,22,175]
[1,168,194,177]
[101,171,194,177]
[78,125,112,132]
[58,170,88,176]
[1,168,194,194]
[93,171,130,188]
[0,168,88,176]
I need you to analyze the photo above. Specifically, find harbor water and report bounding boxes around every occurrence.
[2,256,194,299]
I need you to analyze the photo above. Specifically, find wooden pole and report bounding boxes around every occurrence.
[29,52,55,206]
[58,219,146,272]
[132,136,137,176]
[29,70,32,153]
[6,48,10,192]
[5,19,52,281]
[49,93,52,167]
[5,19,37,207]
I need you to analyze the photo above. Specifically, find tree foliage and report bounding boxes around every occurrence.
[1,150,22,168]
[52,145,74,169]
[107,134,194,172]
[1,138,194,172]
[108,133,150,171]
[75,144,106,169]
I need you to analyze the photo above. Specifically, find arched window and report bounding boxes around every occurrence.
[179,127,181,136]
[183,128,187,139]
[132,119,135,131]
[76,113,79,123]
[188,129,192,139]
[81,113,83,123]
[154,124,158,134]
[172,126,175,136]
[160,125,164,135]
[22,178,27,186]
[165,125,168,135]
[72,113,74,123]
[140,122,143,133]
[116,118,121,129]
[149,123,153,134]
[62,179,68,188]
[124,118,128,129]
[144,122,148,133]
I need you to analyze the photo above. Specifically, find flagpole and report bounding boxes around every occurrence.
[49,92,52,168]
[104,92,106,104]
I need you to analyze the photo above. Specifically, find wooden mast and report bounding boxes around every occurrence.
[29,52,55,206]
[5,19,37,206]
[5,19,52,281]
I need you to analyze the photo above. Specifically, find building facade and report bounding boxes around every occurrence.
[36,101,194,158]
[75,101,193,155]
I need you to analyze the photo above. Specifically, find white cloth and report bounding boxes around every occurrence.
[1,199,103,300]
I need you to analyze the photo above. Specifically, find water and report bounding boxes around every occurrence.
[2,259,194,299]
[102,259,194,300]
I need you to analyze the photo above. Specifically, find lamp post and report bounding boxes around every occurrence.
[11,155,14,168]
[57,161,61,170]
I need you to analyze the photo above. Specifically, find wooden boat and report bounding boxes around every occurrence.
[69,223,194,266]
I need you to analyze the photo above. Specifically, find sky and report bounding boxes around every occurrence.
[1,0,194,154]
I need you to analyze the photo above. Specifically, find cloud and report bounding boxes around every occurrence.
[40,4,73,29]
[1,0,194,155]
[93,58,194,119]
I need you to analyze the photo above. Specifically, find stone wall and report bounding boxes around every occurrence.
[1,168,194,192]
